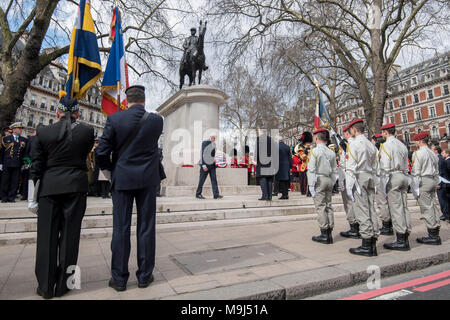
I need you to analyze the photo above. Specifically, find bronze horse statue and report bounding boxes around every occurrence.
[179,21,208,89]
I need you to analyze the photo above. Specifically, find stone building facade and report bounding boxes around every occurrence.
[14,61,106,138]
[335,51,450,151]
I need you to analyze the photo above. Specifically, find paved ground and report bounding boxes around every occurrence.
[306,262,450,300]
[0,209,449,300]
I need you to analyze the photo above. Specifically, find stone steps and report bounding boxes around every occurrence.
[0,204,422,246]
[162,185,262,197]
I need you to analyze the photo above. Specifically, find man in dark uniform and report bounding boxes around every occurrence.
[196,134,222,199]
[275,137,292,199]
[32,94,95,299]
[0,122,28,202]
[95,85,164,291]
[256,127,278,201]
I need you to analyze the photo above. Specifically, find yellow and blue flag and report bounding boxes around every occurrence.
[65,0,102,99]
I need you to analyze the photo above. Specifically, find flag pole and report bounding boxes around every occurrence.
[115,0,120,113]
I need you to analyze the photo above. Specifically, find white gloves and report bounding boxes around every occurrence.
[339,180,345,192]
[309,186,316,198]
[346,188,355,202]
[27,180,39,215]
[102,170,112,182]
[0,164,2,171]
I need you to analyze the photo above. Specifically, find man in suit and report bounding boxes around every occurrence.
[275,137,292,199]
[196,134,223,199]
[440,149,450,222]
[0,122,28,202]
[96,85,164,291]
[256,127,278,201]
[32,94,95,299]
[433,146,448,221]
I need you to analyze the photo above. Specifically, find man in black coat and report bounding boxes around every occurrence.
[95,85,164,292]
[438,149,450,221]
[31,95,95,299]
[195,134,222,199]
[275,138,293,199]
[256,128,278,201]
[0,122,28,202]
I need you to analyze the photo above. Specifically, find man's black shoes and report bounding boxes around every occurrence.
[108,278,126,292]
[36,287,53,300]
[196,195,206,199]
[138,275,155,288]
[214,195,223,199]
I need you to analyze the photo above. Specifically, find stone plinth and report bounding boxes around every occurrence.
[157,85,248,188]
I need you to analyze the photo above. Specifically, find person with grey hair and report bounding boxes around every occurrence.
[32,93,95,299]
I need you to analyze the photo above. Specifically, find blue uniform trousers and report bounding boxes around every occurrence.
[111,185,157,286]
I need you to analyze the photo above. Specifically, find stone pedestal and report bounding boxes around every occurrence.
[157,85,247,190]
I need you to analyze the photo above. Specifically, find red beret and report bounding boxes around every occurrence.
[313,128,328,134]
[380,123,395,130]
[373,133,383,139]
[343,125,350,132]
[413,131,428,141]
[348,118,364,128]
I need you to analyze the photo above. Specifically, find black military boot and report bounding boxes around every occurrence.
[349,238,374,256]
[327,228,334,244]
[340,223,360,239]
[380,220,394,235]
[416,228,442,245]
[371,237,378,256]
[383,233,410,251]
[312,228,332,244]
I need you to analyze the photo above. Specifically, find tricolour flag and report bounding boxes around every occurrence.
[101,6,129,116]
[65,0,102,99]
[313,79,331,131]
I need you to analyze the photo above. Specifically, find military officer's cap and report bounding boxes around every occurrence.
[413,131,428,141]
[9,122,23,129]
[313,128,327,135]
[125,85,145,96]
[347,118,364,129]
[58,91,79,113]
[372,133,383,139]
[380,123,395,130]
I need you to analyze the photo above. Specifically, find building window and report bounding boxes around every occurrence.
[49,119,53,125]
[89,112,94,122]
[428,89,434,99]
[401,98,406,107]
[39,117,44,125]
[412,77,417,85]
[401,113,407,124]
[414,94,419,103]
[444,85,449,96]
[40,98,46,109]
[390,116,394,123]
[389,101,393,110]
[30,95,36,107]
[27,115,34,127]
[429,106,436,118]
[404,131,410,145]
[415,109,422,121]
[446,102,450,115]
[39,77,43,86]
[431,126,438,139]
[50,102,55,111]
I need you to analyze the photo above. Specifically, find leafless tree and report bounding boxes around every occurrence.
[207,0,450,132]
[0,0,192,128]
